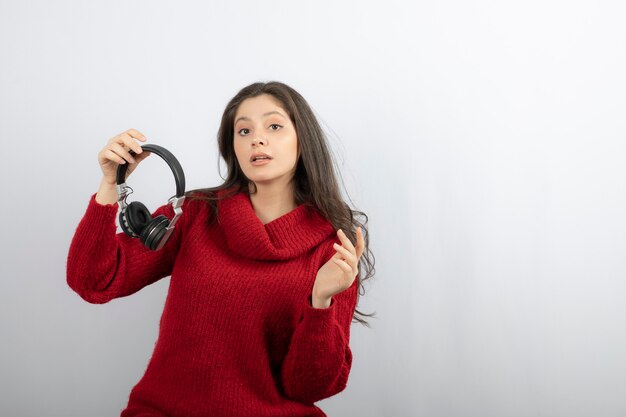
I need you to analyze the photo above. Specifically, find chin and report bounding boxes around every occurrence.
[247,171,293,186]
[242,165,295,186]
[249,176,278,185]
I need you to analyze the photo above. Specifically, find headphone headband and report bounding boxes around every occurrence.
[116,144,186,197]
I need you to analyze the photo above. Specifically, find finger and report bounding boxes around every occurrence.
[104,149,127,165]
[332,258,353,273]
[125,128,148,142]
[336,229,356,255]
[117,133,145,155]
[125,152,152,181]
[130,150,151,164]
[332,243,359,275]
[333,242,356,265]
[355,227,365,259]
[334,259,358,283]
[109,142,136,164]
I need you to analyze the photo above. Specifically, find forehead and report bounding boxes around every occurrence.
[234,94,288,122]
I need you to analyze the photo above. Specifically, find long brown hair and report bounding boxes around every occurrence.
[186,81,376,326]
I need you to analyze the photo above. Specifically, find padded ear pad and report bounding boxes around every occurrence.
[140,215,170,251]
[121,201,153,238]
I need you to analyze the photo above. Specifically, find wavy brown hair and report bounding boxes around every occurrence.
[185,81,376,326]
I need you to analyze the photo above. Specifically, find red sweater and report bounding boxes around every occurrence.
[66,189,358,417]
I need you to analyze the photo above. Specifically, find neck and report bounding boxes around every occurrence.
[248,181,297,225]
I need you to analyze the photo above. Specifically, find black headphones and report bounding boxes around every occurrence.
[116,144,186,251]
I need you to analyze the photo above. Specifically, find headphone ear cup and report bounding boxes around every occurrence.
[119,211,135,237]
[140,215,170,251]
[122,201,153,238]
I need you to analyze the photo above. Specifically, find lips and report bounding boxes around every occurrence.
[250,153,272,162]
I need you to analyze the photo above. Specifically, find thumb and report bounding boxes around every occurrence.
[126,151,151,176]
[134,151,151,163]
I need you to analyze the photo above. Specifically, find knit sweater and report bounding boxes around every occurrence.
[66,188,358,417]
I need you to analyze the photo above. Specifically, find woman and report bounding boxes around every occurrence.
[67,81,375,416]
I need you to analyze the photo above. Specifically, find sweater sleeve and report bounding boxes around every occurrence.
[66,193,193,304]
[279,242,359,404]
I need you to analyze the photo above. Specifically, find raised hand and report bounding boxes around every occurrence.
[311,227,365,309]
[98,128,151,185]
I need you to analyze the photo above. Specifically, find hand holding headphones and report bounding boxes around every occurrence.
[97,129,152,185]
[115,143,186,251]
[97,130,186,251]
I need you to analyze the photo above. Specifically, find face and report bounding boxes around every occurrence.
[233,94,299,187]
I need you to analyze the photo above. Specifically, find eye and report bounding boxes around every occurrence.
[237,128,250,136]
[269,124,283,131]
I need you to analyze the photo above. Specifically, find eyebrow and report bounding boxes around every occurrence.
[234,111,287,125]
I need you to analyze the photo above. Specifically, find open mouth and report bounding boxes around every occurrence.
[251,156,272,162]
[251,157,272,165]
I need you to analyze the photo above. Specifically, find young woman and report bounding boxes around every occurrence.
[67,81,375,416]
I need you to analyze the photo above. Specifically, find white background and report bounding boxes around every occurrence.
[1,0,625,416]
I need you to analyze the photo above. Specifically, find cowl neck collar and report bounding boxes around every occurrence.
[216,190,335,261]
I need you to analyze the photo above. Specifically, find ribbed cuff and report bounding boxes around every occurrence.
[85,192,119,227]
[90,192,118,208]
[301,295,338,334]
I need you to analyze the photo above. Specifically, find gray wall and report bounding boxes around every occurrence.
[1,0,625,416]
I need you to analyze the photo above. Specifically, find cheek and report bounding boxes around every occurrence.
[233,141,245,161]
[290,136,299,160]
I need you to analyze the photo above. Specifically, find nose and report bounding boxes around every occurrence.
[252,136,266,146]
